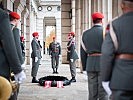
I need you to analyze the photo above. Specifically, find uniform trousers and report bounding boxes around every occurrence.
[51,55,59,69]
[87,71,108,100]
[112,90,133,100]
[69,60,76,78]
[31,58,40,77]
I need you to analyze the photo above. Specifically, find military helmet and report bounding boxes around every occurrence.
[0,76,12,100]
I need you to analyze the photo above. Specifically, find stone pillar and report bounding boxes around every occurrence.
[71,0,76,32]
[81,0,85,30]
[75,0,82,71]
[56,17,62,62]
[61,0,71,63]
[14,0,26,30]
[84,0,89,30]
[88,0,91,29]
[6,0,15,10]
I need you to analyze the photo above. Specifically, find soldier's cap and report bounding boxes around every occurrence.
[68,32,75,36]
[32,32,39,37]
[92,12,104,20]
[20,36,25,41]
[9,12,20,19]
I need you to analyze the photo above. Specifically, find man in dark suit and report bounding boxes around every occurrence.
[49,37,61,74]
[0,4,26,100]
[101,0,133,99]
[81,12,107,100]
[67,32,79,82]
[31,32,41,83]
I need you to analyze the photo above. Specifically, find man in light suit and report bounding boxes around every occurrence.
[31,32,41,83]
[101,0,133,99]
[81,12,107,100]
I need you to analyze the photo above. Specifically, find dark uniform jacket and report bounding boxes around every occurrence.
[101,12,133,90]
[67,39,79,61]
[81,25,103,72]
[31,38,41,59]
[0,8,22,80]
[11,24,24,64]
[49,42,61,56]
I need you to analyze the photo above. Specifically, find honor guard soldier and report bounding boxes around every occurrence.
[0,3,26,100]
[101,0,133,99]
[9,11,24,66]
[31,32,41,83]
[67,32,79,83]
[49,37,61,74]
[9,11,26,100]
[81,12,108,100]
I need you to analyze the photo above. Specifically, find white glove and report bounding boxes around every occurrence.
[70,59,74,62]
[35,57,38,62]
[102,81,112,97]
[14,70,26,84]
[21,63,25,69]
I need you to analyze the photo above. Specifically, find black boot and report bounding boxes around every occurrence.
[52,69,56,74]
[70,77,76,83]
[32,77,39,83]
[55,68,58,74]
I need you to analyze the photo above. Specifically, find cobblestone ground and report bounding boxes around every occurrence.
[18,55,88,100]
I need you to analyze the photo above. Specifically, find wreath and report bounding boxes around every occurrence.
[39,76,71,87]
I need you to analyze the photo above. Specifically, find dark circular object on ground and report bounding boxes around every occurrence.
[39,76,71,87]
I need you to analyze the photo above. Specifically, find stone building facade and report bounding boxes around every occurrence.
[1,0,122,71]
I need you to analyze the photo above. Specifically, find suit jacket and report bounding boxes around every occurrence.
[81,25,103,72]
[101,12,133,90]
[11,24,24,64]
[0,8,22,80]
[31,38,41,59]
[49,42,61,57]
[67,39,79,61]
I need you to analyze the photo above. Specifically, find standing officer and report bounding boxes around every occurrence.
[67,32,79,82]
[0,3,26,100]
[9,11,26,100]
[49,37,61,74]
[101,0,133,99]
[20,36,25,63]
[81,12,107,100]
[31,32,41,83]
[9,11,24,66]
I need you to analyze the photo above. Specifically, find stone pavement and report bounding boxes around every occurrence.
[18,55,88,100]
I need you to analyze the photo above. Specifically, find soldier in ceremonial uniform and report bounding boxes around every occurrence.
[67,32,79,82]
[20,36,25,63]
[101,0,133,99]
[49,37,61,74]
[81,12,107,100]
[31,32,41,83]
[9,12,24,66]
[0,2,26,100]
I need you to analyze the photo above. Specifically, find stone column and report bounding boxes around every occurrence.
[81,0,85,30]
[84,0,89,30]
[56,17,62,62]
[71,0,76,32]
[88,0,91,29]
[75,0,82,70]
[5,0,15,10]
